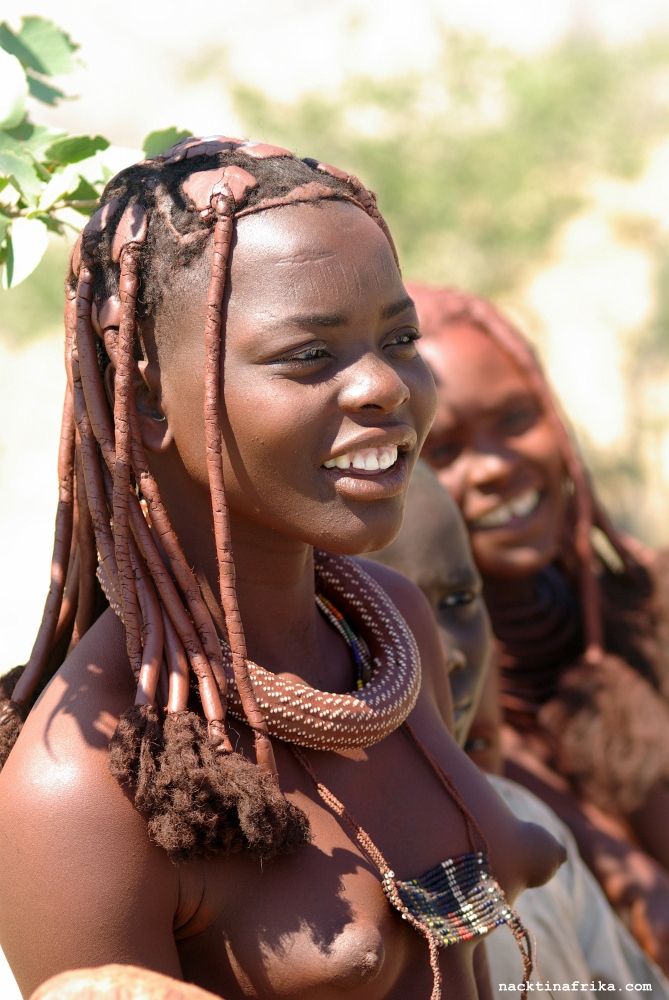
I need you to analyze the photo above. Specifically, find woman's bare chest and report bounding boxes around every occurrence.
[174,726,484,999]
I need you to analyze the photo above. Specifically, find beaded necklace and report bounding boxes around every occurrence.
[315,592,372,689]
[100,551,422,751]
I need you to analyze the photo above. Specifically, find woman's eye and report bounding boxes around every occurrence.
[387,329,421,352]
[499,405,539,435]
[439,590,476,610]
[465,735,492,754]
[280,346,331,365]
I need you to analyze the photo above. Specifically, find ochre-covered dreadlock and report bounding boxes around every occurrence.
[0,136,396,861]
[409,282,669,817]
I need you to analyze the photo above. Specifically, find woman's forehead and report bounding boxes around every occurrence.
[154,201,406,365]
[421,321,531,394]
[228,200,402,315]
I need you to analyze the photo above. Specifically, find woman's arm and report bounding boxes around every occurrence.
[29,965,221,1000]
[503,730,669,974]
[630,781,669,871]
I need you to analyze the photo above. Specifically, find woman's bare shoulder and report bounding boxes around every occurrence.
[0,610,180,995]
[1,608,135,793]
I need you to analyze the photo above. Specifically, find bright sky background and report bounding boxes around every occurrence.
[4,0,669,144]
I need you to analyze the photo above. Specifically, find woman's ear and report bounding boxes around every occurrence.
[103,358,174,455]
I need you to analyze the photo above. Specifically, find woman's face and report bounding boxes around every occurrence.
[160,200,436,555]
[418,320,566,579]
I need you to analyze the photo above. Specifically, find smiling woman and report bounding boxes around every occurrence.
[409,282,669,972]
[0,138,563,1000]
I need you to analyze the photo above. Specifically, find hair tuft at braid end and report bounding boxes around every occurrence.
[0,666,27,769]
[109,707,310,863]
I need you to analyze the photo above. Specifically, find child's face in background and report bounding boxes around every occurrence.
[375,470,492,747]
[417,501,492,748]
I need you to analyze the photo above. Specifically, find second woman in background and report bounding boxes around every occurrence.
[409,281,669,971]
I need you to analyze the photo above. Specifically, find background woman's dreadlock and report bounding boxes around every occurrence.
[410,282,669,817]
[0,137,392,861]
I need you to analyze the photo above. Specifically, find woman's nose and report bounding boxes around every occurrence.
[338,354,410,414]
[465,448,514,491]
[438,626,466,676]
[447,647,467,675]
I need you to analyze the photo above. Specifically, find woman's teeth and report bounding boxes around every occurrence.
[323,445,399,472]
[474,489,540,529]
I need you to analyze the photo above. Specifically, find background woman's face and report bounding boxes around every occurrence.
[159,200,437,555]
[418,321,567,579]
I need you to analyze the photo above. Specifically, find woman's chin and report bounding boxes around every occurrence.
[313,511,405,557]
[474,541,557,582]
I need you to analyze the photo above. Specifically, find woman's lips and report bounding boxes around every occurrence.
[469,488,541,531]
[322,445,398,473]
[321,448,411,500]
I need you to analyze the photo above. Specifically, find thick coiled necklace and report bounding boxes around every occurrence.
[222,551,422,750]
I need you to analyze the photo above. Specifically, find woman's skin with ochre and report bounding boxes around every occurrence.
[0,163,563,1000]
[409,282,669,974]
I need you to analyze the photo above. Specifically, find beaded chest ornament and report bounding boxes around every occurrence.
[293,731,532,1000]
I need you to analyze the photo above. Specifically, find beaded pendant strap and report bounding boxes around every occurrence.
[391,852,517,945]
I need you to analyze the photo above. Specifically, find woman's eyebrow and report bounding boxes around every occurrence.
[284,296,416,330]
[381,295,415,320]
[488,390,538,412]
[284,311,348,328]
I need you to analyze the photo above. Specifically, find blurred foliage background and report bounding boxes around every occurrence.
[2,2,669,676]
[6,28,669,333]
[228,33,669,295]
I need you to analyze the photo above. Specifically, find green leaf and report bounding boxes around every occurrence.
[26,71,67,106]
[0,175,19,209]
[38,163,83,210]
[1,235,13,285]
[142,127,192,158]
[10,17,78,76]
[1,216,48,288]
[64,175,100,214]
[42,214,65,235]
[0,129,25,156]
[0,23,35,71]
[0,149,41,200]
[44,133,109,165]
[38,164,101,212]
[0,212,10,243]
[3,121,64,158]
